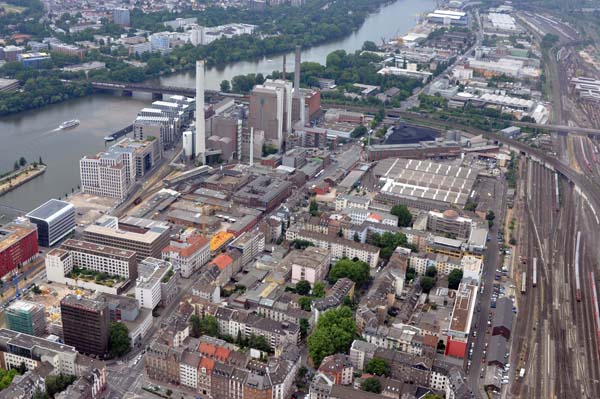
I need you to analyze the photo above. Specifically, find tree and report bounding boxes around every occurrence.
[328,258,370,287]
[391,205,412,227]
[31,284,42,294]
[365,358,390,376]
[312,281,326,298]
[13,161,19,170]
[299,318,310,339]
[486,210,495,221]
[448,269,463,290]
[307,307,356,367]
[406,266,416,282]
[425,266,437,278]
[19,157,27,167]
[291,239,314,250]
[220,79,230,92]
[420,276,435,293]
[353,232,360,242]
[45,374,76,398]
[199,315,219,337]
[109,322,131,358]
[296,280,311,296]
[166,389,173,396]
[436,340,446,354]
[361,377,382,393]
[190,314,201,338]
[423,394,444,399]
[299,296,312,311]
[309,200,319,216]
[362,40,379,51]
[351,124,368,138]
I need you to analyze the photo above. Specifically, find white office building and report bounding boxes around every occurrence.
[80,145,136,199]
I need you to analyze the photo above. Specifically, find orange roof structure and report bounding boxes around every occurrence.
[214,346,231,362]
[199,342,216,357]
[199,357,215,372]
[211,253,233,270]
[210,231,234,252]
[163,234,209,258]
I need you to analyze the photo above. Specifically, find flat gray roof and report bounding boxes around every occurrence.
[27,199,74,222]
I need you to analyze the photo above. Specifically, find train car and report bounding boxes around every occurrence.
[532,257,537,287]
[590,272,600,356]
[575,231,582,302]
[521,272,527,294]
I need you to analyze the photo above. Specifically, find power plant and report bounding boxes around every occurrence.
[195,60,206,165]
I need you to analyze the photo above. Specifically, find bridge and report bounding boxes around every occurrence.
[91,81,202,98]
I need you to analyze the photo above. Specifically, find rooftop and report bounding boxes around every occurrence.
[0,222,37,253]
[26,199,74,222]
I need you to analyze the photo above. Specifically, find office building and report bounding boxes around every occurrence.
[83,216,170,261]
[18,52,50,68]
[445,283,477,359]
[79,141,138,199]
[2,45,23,61]
[112,8,130,26]
[162,234,210,278]
[5,301,46,337]
[26,199,76,247]
[61,239,136,278]
[0,222,38,279]
[427,210,473,239]
[135,257,176,310]
[60,294,110,357]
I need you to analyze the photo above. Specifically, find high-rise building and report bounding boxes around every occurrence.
[0,222,38,278]
[5,300,46,337]
[83,216,170,261]
[112,8,130,27]
[26,199,76,247]
[60,294,110,357]
[80,144,135,199]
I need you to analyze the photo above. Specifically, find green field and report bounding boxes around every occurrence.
[0,2,26,13]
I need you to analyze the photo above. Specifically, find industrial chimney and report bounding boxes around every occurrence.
[249,127,254,166]
[294,45,301,93]
[195,60,206,165]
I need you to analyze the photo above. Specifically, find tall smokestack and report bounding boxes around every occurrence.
[249,127,254,166]
[195,60,206,165]
[294,45,301,93]
[282,54,287,81]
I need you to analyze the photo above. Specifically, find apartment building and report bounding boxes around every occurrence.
[427,210,472,239]
[286,228,380,269]
[287,246,331,286]
[80,147,135,199]
[135,257,176,310]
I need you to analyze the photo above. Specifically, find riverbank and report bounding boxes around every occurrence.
[0,164,47,197]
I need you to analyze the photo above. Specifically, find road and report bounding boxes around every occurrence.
[465,175,507,397]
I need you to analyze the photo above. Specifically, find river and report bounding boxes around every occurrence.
[0,0,435,222]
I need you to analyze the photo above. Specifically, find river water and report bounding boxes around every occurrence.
[0,0,435,222]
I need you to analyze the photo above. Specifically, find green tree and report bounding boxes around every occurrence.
[45,374,76,398]
[312,281,326,298]
[448,269,463,290]
[166,389,173,396]
[19,157,27,167]
[109,322,131,358]
[309,200,319,216]
[291,239,314,249]
[328,258,370,287]
[351,124,368,138]
[307,307,356,367]
[391,205,412,227]
[299,296,312,311]
[199,315,219,337]
[361,377,382,393]
[365,358,390,376]
[190,314,201,338]
[220,79,230,92]
[13,161,19,170]
[353,232,360,242]
[436,340,446,354]
[299,318,310,339]
[425,266,437,278]
[423,394,444,399]
[362,40,379,52]
[296,280,311,296]
[420,276,435,293]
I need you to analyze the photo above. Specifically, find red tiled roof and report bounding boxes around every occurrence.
[199,342,216,357]
[162,235,209,258]
[214,346,231,362]
[211,253,233,270]
[199,357,215,372]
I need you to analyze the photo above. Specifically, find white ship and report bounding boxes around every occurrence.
[59,119,80,129]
